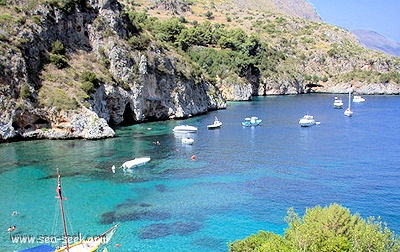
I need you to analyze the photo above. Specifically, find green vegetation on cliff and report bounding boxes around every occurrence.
[1,0,399,112]
[122,2,400,93]
[229,204,400,252]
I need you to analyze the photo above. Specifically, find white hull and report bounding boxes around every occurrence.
[299,115,316,127]
[182,137,194,145]
[344,108,353,117]
[55,223,119,252]
[353,95,365,103]
[173,125,198,133]
[207,121,222,129]
[333,97,343,108]
[122,157,151,169]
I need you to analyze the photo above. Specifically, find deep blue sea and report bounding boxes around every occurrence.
[1,94,400,252]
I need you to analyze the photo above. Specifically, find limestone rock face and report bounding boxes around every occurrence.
[218,80,253,101]
[85,0,226,124]
[319,82,400,95]
[0,0,226,142]
[1,106,115,140]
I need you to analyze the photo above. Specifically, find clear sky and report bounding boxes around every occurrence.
[307,0,400,42]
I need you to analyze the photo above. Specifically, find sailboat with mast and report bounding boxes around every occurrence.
[344,88,353,117]
[22,169,119,252]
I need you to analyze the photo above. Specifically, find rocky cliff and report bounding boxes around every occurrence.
[0,0,226,142]
[134,0,400,96]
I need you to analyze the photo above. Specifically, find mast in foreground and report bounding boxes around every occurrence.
[56,168,70,251]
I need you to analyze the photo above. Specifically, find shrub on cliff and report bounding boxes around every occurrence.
[19,83,31,99]
[50,54,68,69]
[80,70,99,94]
[50,40,68,69]
[51,40,66,55]
[228,204,400,252]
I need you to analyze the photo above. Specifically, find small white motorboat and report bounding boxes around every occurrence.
[207,117,222,129]
[299,114,318,127]
[173,125,198,133]
[181,137,194,145]
[353,95,366,103]
[122,156,151,169]
[333,97,343,109]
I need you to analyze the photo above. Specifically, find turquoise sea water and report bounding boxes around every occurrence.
[1,94,400,251]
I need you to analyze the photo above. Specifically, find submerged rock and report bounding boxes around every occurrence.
[139,221,203,239]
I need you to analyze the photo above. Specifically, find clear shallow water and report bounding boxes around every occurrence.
[1,94,400,251]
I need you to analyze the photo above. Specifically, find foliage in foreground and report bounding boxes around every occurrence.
[228,204,400,252]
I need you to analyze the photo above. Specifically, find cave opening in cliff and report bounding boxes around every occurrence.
[122,103,135,126]
[12,121,21,130]
[305,83,324,93]
[305,83,324,88]
[33,118,50,129]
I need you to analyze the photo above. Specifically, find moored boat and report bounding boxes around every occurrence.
[173,125,198,133]
[344,89,353,117]
[333,97,343,109]
[344,108,353,117]
[353,95,366,103]
[242,116,262,127]
[207,117,222,129]
[122,156,151,169]
[298,114,317,127]
[181,137,194,145]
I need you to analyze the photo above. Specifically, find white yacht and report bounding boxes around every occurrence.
[173,125,198,133]
[207,117,223,129]
[344,90,353,117]
[353,95,366,103]
[299,114,317,127]
[333,97,343,108]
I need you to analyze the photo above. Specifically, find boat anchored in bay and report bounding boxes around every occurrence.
[207,117,222,129]
[242,116,262,127]
[299,114,320,127]
[122,156,151,169]
[333,97,343,109]
[353,95,366,103]
[344,89,353,117]
[173,125,198,133]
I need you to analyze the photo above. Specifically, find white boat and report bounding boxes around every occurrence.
[122,156,151,169]
[344,108,353,117]
[181,137,194,145]
[353,95,366,103]
[23,169,119,252]
[299,114,317,127]
[344,90,353,117]
[242,116,262,127]
[173,125,198,133]
[333,97,343,108]
[207,117,222,129]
